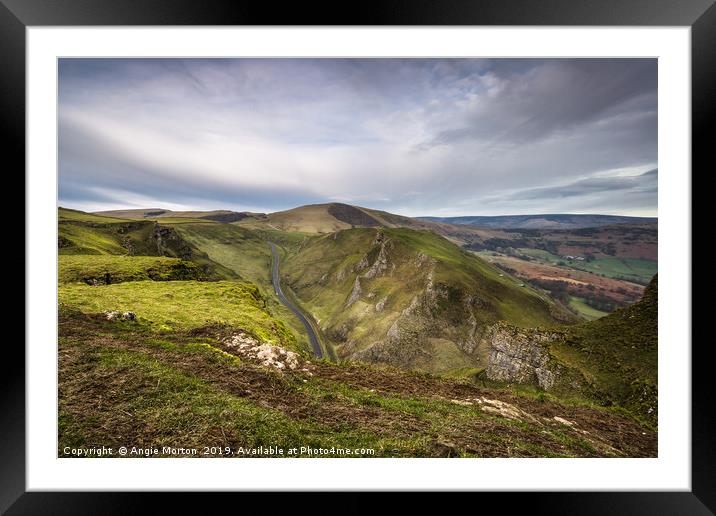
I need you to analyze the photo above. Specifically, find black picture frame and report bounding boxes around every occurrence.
[4,0,708,513]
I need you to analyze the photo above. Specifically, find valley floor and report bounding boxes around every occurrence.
[59,310,657,458]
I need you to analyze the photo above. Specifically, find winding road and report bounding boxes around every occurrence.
[269,243,323,358]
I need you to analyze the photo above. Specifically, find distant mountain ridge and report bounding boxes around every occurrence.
[418,214,657,230]
[95,208,266,223]
[94,205,654,231]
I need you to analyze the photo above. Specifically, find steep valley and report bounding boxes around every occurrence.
[281,227,576,374]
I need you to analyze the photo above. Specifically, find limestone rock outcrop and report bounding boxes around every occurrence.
[485,323,562,390]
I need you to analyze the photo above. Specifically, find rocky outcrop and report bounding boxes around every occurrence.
[375,296,387,312]
[354,261,446,369]
[345,277,362,308]
[152,224,194,260]
[345,231,393,308]
[363,235,391,279]
[223,332,314,374]
[104,310,137,321]
[458,312,480,354]
[485,323,563,390]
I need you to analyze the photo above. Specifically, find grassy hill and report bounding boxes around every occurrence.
[58,207,236,279]
[558,274,658,425]
[235,202,451,236]
[281,227,575,374]
[239,203,374,233]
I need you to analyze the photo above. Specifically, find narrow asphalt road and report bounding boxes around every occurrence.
[269,243,323,358]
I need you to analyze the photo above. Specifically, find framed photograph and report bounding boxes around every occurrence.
[6,0,709,512]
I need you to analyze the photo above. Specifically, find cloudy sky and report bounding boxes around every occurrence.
[58,58,657,217]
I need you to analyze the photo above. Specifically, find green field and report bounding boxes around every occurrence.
[517,248,560,261]
[572,257,657,283]
[568,296,609,321]
[516,248,656,283]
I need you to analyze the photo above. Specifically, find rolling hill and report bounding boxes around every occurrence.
[235,202,452,235]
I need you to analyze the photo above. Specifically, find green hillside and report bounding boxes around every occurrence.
[282,227,575,374]
[59,207,129,224]
[60,280,295,344]
[171,222,273,285]
[169,222,320,353]
[558,274,658,424]
[58,207,236,279]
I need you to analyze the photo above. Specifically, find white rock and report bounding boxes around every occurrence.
[553,416,575,427]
